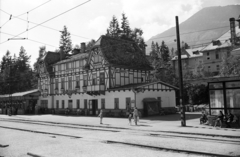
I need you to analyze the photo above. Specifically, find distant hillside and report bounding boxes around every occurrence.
[146,5,240,55]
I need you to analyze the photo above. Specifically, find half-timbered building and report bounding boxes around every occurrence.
[37,36,178,116]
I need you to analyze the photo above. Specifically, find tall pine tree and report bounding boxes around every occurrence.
[59,26,72,53]
[121,13,131,38]
[160,41,170,62]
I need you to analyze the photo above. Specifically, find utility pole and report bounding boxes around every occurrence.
[175,16,186,126]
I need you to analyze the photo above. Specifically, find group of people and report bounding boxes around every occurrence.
[200,110,238,128]
[98,107,141,125]
[128,107,140,125]
[5,106,18,116]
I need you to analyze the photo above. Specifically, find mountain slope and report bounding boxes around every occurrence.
[146,5,240,54]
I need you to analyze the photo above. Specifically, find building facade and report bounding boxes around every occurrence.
[172,47,204,76]
[37,36,178,116]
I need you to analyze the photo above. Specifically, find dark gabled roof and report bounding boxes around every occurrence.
[92,35,153,70]
[40,51,60,65]
[39,51,60,74]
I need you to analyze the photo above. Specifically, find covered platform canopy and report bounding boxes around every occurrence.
[0,89,40,101]
[0,89,40,115]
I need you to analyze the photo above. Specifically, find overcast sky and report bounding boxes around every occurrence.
[0,0,240,66]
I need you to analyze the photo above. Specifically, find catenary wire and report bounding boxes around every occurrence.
[14,0,52,18]
[1,31,58,48]
[0,0,52,29]
[0,9,91,40]
[0,0,91,45]
[149,26,230,41]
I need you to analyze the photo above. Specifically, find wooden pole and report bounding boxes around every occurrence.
[175,16,186,126]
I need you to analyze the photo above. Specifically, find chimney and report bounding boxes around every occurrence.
[60,46,65,60]
[81,42,86,53]
[229,18,236,46]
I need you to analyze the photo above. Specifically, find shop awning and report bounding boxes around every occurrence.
[142,98,160,102]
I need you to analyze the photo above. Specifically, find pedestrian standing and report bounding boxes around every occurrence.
[133,107,139,125]
[128,111,133,125]
[137,110,141,122]
[98,109,103,124]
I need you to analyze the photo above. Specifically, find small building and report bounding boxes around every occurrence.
[0,89,40,115]
[37,35,178,116]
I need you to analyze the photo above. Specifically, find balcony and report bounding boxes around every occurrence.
[83,85,105,96]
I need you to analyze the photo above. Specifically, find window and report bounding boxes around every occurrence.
[55,79,59,90]
[216,65,220,71]
[101,99,105,109]
[208,66,211,72]
[68,100,73,109]
[56,100,59,109]
[207,52,209,56]
[61,78,64,89]
[216,52,219,59]
[76,76,80,88]
[84,99,88,109]
[92,73,97,85]
[114,98,119,109]
[94,55,101,63]
[100,72,105,85]
[66,63,69,69]
[126,97,131,110]
[40,100,48,108]
[83,75,88,86]
[68,77,72,90]
[62,100,65,109]
[77,99,80,109]
[58,64,61,71]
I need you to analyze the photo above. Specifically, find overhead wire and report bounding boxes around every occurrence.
[149,26,230,41]
[0,9,91,40]
[1,31,58,48]
[0,0,52,29]
[14,0,52,18]
[0,0,91,45]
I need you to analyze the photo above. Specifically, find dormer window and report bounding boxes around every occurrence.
[212,40,221,46]
[94,55,101,63]
[193,50,199,54]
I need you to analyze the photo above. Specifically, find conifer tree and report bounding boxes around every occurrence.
[59,26,72,53]
[160,41,170,62]
[106,16,120,37]
[121,13,131,37]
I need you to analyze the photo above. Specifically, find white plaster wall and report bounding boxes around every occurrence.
[38,89,175,110]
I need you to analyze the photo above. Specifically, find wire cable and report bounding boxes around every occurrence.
[1,31,57,48]
[0,0,91,45]
[14,0,52,18]
[149,26,229,41]
[0,9,91,40]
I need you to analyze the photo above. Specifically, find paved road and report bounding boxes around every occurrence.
[0,113,239,157]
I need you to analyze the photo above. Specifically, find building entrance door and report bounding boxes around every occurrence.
[89,99,98,115]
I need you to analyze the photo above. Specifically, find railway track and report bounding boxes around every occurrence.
[0,118,239,157]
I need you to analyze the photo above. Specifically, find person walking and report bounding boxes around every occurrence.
[98,109,103,124]
[133,107,139,125]
[128,111,133,125]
